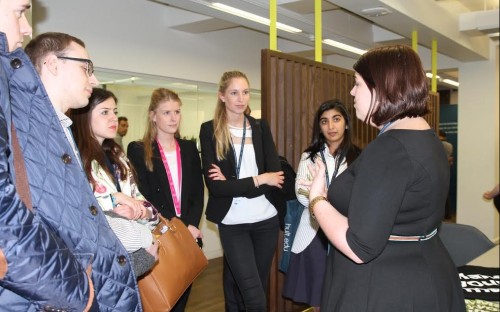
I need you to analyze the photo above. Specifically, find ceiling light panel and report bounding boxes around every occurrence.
[322,39,366,55]
[211,2,302,33]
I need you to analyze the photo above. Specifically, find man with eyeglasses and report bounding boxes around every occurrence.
[1,2,95,312]
[5,32,143,311]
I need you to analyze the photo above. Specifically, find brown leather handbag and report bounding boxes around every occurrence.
[138,216,208,311]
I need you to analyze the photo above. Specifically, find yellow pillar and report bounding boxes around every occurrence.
[431,40,438,92]
[315,0,322,62]
[269,0,277,51]
[412,31,418,53]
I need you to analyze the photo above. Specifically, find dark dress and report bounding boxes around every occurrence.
[321,129,466,311]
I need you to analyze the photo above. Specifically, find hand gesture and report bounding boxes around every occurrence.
[112,192,145,220]
[483,184,500,200]
[112,204,137,220]
[307,157,327,200]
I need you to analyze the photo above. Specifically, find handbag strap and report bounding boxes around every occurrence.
[11,123,33,210]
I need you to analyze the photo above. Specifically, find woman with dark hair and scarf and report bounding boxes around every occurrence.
[70,88,159,278]
[282,99,360,310]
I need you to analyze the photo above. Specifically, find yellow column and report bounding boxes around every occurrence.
[431,40,438,92]
[315,0,322,62]
[412,30,418,53]
[269,0,277,50]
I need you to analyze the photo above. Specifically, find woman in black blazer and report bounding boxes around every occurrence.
[199,70,284,312]
[127,88,204,312]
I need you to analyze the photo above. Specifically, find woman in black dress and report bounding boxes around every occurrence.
[304,45,466,311]
[282,100,360,310]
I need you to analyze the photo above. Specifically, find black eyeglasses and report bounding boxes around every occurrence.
[57,56,94,77]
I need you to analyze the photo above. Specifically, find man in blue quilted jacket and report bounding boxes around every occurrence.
[1,19,142,312]
[0,1,95,311]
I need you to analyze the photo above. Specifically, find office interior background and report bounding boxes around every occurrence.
[30,0,499,259]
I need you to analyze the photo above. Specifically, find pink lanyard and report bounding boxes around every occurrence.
[156,139,182,216]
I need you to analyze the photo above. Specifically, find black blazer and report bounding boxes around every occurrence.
[127,139,204,228]
[199,115,281,224]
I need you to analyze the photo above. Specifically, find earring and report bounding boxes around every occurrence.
[346,125,349,129]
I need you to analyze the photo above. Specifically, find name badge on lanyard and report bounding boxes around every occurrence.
[157,139,182,216]
[231,117,247,206]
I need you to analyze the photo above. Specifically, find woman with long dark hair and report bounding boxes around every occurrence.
[70,88,159,278]
[283,99,360,310]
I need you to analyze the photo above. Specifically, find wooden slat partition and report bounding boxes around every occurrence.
[261,49,373,170]
[426,91,440,133]
[261,48,439,312]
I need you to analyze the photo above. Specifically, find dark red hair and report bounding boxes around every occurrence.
[353,45,429,126]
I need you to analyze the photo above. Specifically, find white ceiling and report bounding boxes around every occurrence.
[439,0,498,11]
[146,0,499,89]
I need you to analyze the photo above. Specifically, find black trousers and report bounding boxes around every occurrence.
[219,216,279,312]
[170,285,192,312]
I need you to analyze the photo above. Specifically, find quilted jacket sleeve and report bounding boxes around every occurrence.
[0,104,93,310]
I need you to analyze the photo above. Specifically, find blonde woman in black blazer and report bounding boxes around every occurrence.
[127,88,204,312]
[199,70,284,312]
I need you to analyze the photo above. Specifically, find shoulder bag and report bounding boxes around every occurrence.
[138,215,208,311]
[279,199,304,273]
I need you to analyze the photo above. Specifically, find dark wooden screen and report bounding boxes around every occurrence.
[260,49,373,170]
[261,48,439,312]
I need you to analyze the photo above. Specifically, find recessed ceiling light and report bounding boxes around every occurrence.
[210,2,302,33]
[442,79,460,87]
[323,39,366,55]
[361,7,393,17]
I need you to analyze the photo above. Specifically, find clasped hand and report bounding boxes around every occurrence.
[111,192,148,220]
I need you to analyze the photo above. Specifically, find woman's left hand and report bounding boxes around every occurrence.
[208,164,226,181]
[112,192,145,220]
[113,204,134,219]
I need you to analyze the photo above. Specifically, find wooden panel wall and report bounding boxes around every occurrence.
[261,49,369,170]
[426,91,440,133]
[261,49,439,312]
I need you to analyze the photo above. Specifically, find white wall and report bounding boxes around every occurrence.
[33,0,310,89]
[457,42,499,242]
[33,0,499,249]
[33,0,275,259]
